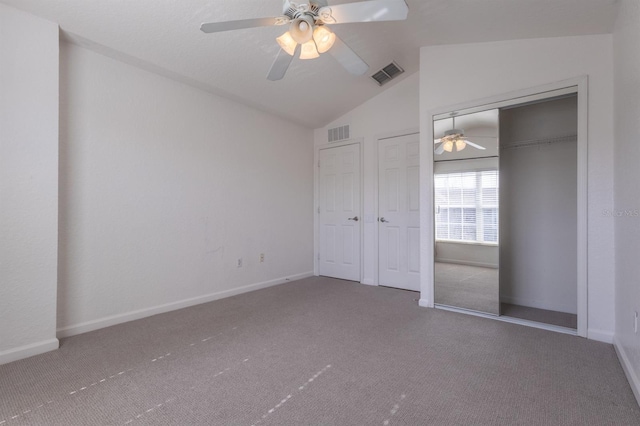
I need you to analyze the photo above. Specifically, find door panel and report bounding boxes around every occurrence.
[385,226,400,271]
[378,134,420,291]
[408,227,420,273]
[319,144,361,281]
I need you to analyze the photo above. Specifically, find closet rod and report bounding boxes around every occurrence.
[500,134,577,151]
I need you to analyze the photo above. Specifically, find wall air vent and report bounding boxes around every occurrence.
[328,125,350,143]
[371,62,404,86]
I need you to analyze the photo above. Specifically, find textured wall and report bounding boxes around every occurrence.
[613,0,640,403]
[57,41,314,335]
[420,35,615,341]
[0,4,60,363]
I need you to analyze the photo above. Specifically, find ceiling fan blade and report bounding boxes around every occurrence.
[319,0,409,24]
[465,140,487,150]
[434,144,446,155]
[267,46,299,81]
[200,17,285,33]
[328,35,369,76]
[434,138,442,144]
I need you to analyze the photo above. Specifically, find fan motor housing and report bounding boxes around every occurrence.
[283,0,327,18]
[444,129,465,137]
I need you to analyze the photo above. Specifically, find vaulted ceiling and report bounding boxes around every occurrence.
[2,0,618,128]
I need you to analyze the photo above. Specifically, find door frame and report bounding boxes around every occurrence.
[420,76,588,338]
[314,139,364,281]
[373,129,420,287]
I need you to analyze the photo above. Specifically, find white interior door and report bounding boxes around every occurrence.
[319,144,361,281]
[378,134,420,291]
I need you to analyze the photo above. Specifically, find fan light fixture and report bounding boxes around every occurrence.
[278,15,331,59]
[440,129,467,152]
[300,40,320,59]
[289,15,315,44]
[434,116,488,155]
[313,26,336,53]
[276,32,298,56]
[280,19,335,59]
[200,0,410,81]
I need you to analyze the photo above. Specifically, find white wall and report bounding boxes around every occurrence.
[0,4,60,364]
[57,41,314,336]
[613,0,640,404]
[420,35,615,342]
[314,73,420,285]
[499,96,578,314]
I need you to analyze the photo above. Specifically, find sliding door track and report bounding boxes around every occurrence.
[435,304,578,336]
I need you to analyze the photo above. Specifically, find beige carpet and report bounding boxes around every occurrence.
[435,263,578,329]
[501,303,578,329]
[435,262,500,315]
[1,276,638,425]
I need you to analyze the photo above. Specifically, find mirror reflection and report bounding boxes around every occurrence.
[433,109,500,315]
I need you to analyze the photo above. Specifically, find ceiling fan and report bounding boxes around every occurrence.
[200,0,409,81]
[434,114,488,155]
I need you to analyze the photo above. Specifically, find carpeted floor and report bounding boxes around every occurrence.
[1,276,638,425]
[501,303,578,329]
[435,262,500,315]
[435,263,578,329]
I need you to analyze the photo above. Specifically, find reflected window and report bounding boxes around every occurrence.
[435,170,499,244]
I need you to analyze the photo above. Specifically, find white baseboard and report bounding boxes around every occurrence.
[587,328,614,344]
[614,336,640,407]
[418,298,432,308]
[360,278,375,286]
[0,338,59,366]
[57,272,314,339]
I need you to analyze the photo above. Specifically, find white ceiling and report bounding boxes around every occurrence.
[2,0,618,128]
[434,109,499,139]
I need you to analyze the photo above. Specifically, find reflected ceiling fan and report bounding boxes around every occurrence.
[434,113,488,155]
[200,0,409,81]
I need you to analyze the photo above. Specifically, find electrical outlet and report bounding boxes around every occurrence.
[237,258,243,268]
[260,253,265,263]
[634,311,638,334]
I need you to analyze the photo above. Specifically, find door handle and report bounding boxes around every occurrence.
[379,217,389,223]
[348,216,359,222]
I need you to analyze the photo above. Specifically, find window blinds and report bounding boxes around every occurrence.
[435,170,499,244]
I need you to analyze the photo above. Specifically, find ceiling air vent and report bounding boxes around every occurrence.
[328,125,350,143]
[371,62,404,86]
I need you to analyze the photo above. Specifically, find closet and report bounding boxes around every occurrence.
[433,92,579,331]
[499,95,578,328]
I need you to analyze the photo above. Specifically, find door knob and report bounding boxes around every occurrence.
[348,216,359,222]
[379,217,389,223]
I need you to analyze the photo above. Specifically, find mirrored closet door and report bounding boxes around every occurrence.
[433,92,579,330]
[433,109,500,315]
